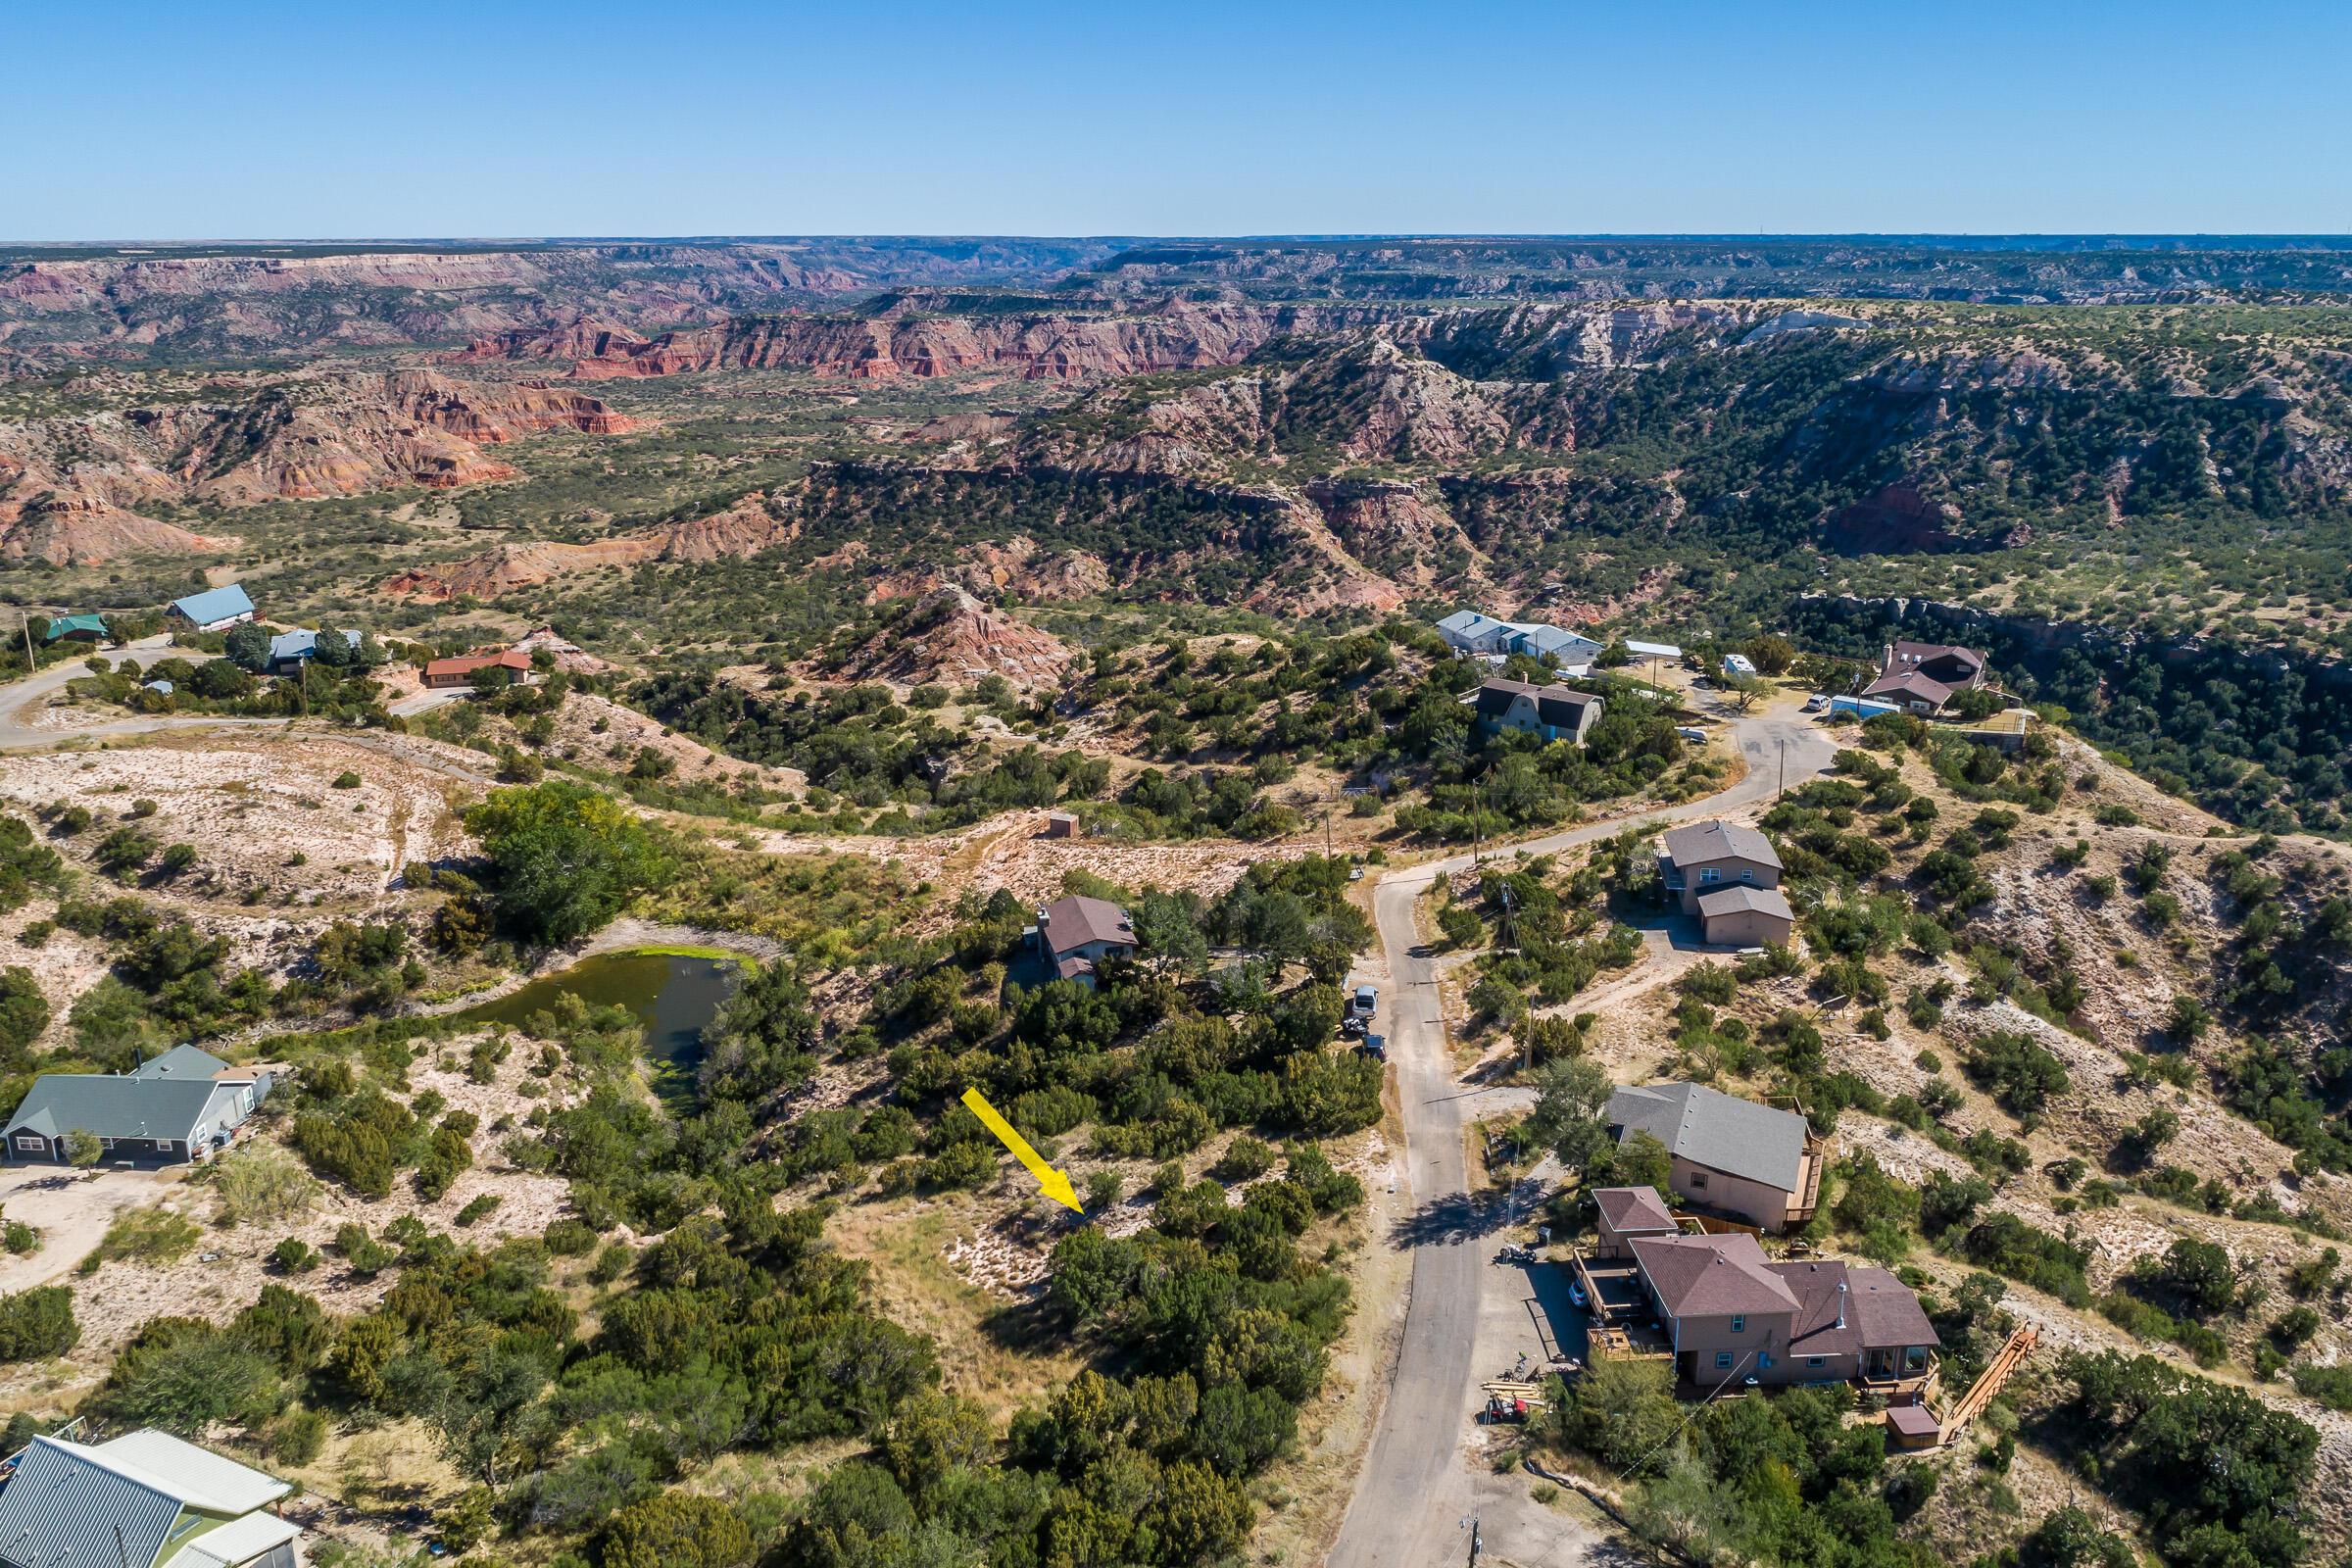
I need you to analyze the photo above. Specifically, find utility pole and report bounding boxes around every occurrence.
[1778,736,1787,800]
[19,615,33,676]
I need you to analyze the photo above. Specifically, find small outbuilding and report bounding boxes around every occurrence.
[1043,811,1079,838]
[41,613,108,644]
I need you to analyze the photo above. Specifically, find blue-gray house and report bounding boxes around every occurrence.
[2,1046,272,1166]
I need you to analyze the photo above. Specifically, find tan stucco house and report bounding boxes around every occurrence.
[1604,1081,1824,1232]
[1626,1227,1939,1392]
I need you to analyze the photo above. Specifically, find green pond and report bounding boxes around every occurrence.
[461,952,742,1110]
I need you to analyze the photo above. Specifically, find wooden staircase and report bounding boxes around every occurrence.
[1940,1325,2037,1442]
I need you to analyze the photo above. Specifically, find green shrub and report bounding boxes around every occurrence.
[0,1287,78,1362]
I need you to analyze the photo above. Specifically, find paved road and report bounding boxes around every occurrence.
[1327,708,1835,1568]
[0,636,288,752]
[0,637,461,748]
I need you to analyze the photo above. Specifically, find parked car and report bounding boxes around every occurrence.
[1802,693,1828,711]
[1348,983,1378,1021]
[1356,1034,1386,1062]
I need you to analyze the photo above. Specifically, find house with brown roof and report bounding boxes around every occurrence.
[1625,1225,1938,1393]
[1592,1185,1682,1258]
[1859,668,1955,714]
[1694,884,1795,949]
[1034,894,1136,988]
[1605,1081,1824,1232]
[423,649,534,689]
[1463,678,1603,746]
[1882,640,1985,690]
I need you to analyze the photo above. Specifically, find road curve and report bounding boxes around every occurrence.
[1326,710,1835,1568]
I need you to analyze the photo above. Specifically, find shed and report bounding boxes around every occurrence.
[41,613,108,643]
[1044,811,1079,838]
[1886,1403,1941,1449]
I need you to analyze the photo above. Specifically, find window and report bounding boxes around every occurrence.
[1690,1171,1708,1189]
[1699,866,1722,884]
[1807,1356,1826,1368]
[1905,1347,1930,1371]
[1738,867,1754,883]
[1714,1352,1734,1370]
[1730,1315,1744,1334]
[13,1135,41,1152]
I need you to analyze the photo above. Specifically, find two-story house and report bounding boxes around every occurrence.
[1033,894,1137,987]
[1656,819,1793,946]
[1464,678,1603,746]
[1627,1228,1938,1393]
[1604,1080,1824,1232]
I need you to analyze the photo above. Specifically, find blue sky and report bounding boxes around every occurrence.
[10,0,2349,240]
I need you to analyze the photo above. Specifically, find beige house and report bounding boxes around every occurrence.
[1626,1227,1938,1392]
[1604,1081,1824,1232]
[1657,820,1782,912]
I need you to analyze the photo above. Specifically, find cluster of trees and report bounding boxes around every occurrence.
[2058,1349,2317,1568]
[288,1058,475,1200]
[630,671,1106,833]
[1555,1356,1947,1567]
[464,781,671,946]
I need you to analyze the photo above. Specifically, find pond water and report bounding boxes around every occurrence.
[460,952,742,1110]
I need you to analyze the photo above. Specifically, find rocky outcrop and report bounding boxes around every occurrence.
[863,534,1113,603]
[464,299,1387,382]
[0,491,233,567]
[0,370,636,564]
[843,585,1077,690]
[382,491,795,601]
[381,369,640,441]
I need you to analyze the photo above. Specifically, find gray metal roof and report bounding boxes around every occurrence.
[0,1436,183,1568]
[128,1048,232,1083]
[5,1075,221,1145]
[1606,1081,1809,1192]
[1659,819,1782,873]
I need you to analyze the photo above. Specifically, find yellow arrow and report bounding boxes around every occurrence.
[960,1086,1083,1212]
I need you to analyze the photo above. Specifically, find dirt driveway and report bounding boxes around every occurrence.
[0,1164,185,1291]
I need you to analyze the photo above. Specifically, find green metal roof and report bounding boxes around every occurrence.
[41,613,107,641]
